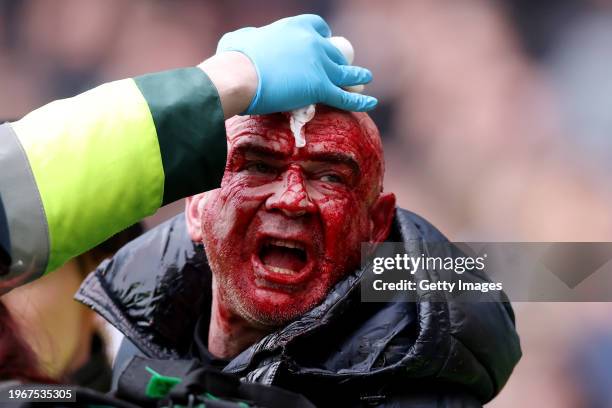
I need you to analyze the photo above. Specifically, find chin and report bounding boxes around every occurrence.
[232,283,326,328]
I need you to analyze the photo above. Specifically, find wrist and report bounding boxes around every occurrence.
[198,52,257,118]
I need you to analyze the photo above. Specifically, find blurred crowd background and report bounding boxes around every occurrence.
[2,0,612,406]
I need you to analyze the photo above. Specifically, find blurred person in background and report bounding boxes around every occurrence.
[0,197,52,384]
[0,213,145,406]
[0,197,56,385]
[2,223,143,392]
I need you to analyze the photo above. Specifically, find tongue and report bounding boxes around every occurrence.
[260,246,306,272]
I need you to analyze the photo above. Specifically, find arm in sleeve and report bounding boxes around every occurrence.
[0,68,227,290]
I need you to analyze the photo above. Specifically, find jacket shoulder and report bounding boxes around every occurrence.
[76,214,212,358]
[394,207,449,243]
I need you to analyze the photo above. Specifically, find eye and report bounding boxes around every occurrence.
[245,162,277,175]
[319,174,343,183]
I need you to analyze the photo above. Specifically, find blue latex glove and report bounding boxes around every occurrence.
[217,14,377,115]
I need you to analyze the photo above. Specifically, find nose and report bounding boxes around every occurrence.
[265,166,317,217]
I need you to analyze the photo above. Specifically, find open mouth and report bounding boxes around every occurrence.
[253,237,314,288]
[259,239,308,274]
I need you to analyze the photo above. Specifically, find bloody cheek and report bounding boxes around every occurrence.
[318,195,369,277]
[206,174,268,242]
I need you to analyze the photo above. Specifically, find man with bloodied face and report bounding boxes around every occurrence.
[185,107,396,358]
[0,10,519,406]
[80,104,521,407]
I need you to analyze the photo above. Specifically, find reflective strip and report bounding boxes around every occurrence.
[0,123,49,285]
[12,79,164,274]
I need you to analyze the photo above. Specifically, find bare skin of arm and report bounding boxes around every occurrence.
[198,52,258,119]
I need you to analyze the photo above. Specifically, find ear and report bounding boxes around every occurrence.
[369,192,396,243]
[185,193,208,242]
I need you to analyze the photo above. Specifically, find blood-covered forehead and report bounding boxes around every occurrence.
[225,107,384,194]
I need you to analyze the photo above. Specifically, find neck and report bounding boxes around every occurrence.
[207,281,270,359]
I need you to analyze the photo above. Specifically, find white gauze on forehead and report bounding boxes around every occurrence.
[289,36,363,148]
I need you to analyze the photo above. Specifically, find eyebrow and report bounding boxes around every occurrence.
[233,142,361,174]
[303,152,360,175]
[233,142,289,160]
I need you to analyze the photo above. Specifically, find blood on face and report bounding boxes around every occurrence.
[196,106,389,327]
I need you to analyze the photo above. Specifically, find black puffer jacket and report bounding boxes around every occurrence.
[76,209,521,407]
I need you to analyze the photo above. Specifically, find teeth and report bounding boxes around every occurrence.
[268,266,297,275]
[267,239,304,250]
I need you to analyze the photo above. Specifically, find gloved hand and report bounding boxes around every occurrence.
[217,14,377,114]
